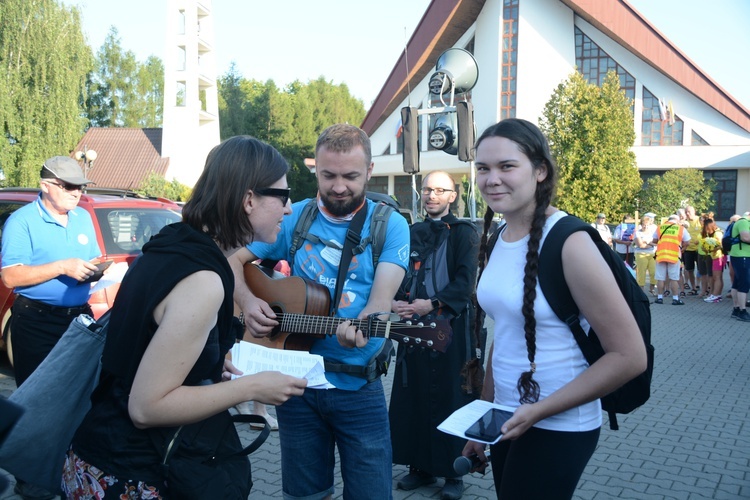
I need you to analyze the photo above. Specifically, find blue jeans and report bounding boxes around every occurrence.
[277,379,392,500]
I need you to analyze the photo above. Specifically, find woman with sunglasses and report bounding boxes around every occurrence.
[63,136,308,499]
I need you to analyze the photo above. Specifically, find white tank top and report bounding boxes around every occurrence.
[478,211,601,431]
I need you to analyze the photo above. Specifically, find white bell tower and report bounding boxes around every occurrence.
[162,0,220,187]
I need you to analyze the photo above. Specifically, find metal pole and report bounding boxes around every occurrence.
[469,160,476,221]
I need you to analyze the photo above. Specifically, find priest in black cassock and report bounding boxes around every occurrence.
[389,171,480,500]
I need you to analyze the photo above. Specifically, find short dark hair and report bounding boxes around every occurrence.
[315,124,371,166]
[182,136,289,250]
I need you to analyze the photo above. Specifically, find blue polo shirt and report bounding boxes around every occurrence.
[2,194,101,306]
[248,198,410,390]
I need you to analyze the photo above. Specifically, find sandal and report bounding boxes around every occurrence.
[687,290,699,296]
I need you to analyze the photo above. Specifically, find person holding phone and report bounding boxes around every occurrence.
[462,119,647,499]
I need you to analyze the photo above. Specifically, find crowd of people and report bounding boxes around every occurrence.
[1,117,747,500]
[591,205,750,320]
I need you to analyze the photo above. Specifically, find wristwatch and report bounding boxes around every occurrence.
[431,297,440,310]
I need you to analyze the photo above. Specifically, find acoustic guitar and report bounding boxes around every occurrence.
[242,263,452,353]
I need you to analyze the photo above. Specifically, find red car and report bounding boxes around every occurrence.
[0,188,183,363]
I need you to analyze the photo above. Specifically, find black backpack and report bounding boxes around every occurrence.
[489,215,654,430]
[721,218,745,254]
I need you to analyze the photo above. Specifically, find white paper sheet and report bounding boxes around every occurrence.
[230,340,335,389]
[89,261,129,294]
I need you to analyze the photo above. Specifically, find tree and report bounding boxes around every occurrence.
[217,71,366,201]
[637,169,715,217]
[0,0,93,186]
[86,27,163,128]
[540,71,642,222]
[136,172,192,202]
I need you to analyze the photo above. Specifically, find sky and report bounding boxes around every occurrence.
[61,0,750,111]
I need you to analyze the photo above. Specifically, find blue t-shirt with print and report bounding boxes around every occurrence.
[248,198,410,390]
[1,194,101,306]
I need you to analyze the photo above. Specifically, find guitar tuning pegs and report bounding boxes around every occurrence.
[426,340,433,347]
[415,338,422,344]
[417,322,425,327]
[429,321,437,328]
[402,336,411,343]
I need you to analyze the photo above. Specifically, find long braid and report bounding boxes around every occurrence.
[516,163,556,404]
[473,207,496,340]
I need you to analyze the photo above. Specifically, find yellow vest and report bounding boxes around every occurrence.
[656,223,683,263]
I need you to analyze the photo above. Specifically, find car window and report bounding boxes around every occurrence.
[95,208,182,255]
[0,202,28,247]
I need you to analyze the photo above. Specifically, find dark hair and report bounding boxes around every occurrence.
[182,135,289,250]
[473,118,558,405]
[702,217,718,238]
[315,123,372,166]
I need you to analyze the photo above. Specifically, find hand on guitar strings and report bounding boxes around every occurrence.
[336,319,368,348]
[240,295,279,338]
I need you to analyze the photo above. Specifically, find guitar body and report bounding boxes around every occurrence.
[243,263,330,351]
[242,263,453,353]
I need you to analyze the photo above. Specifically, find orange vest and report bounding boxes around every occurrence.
[656,223,683,263]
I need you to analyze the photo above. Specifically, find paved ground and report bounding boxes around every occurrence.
[1,279,749,499]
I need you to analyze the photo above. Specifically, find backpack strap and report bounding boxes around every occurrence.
[536,216,604,366]
[357,203,395,268]
[289,199,320,265]
[331,205,368,315]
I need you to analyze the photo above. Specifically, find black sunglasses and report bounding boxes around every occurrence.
[255,187,290,206]
[45,180,84,192]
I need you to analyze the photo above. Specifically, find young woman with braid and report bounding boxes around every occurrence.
[461,119,647,499]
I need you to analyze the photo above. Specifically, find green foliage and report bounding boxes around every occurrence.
[540,71,642,222]
[218,71,366,201]
[638,169,716,218]
[136,172,192,202]
[86,27,163,128]
[0,0,93,186]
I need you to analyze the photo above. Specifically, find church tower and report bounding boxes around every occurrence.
[162,0,220,187]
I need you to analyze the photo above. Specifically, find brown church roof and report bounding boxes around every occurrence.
[362,0,750,135]
[71,128,170,190]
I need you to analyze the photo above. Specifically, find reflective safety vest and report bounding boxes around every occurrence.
[656,223,683,263]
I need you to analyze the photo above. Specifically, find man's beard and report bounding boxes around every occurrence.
[320,188,367,217]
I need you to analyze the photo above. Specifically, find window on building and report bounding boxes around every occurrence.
[703,170,737,220]
[574,27,635,107]
[640,169,736,220]
[691,130,709,145]
[368,176,389,195]
[641,87,683,146]
[177,46,186,71]
[501,0,519,120]
[177,10,185,34]
[395,175,421,211]
[176,81,186,107]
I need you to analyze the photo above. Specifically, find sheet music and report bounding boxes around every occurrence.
[230,340,335,389]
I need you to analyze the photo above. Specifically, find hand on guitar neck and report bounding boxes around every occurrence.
[241,263,453,352]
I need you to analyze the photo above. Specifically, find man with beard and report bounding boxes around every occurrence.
[390,171,479,500]
[229,124,410,499]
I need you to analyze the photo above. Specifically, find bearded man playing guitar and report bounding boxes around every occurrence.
[229,124,410,500]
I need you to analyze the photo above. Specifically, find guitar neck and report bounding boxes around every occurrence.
[277,313,386,339]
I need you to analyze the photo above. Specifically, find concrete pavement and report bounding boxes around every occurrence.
[1,287,748,499]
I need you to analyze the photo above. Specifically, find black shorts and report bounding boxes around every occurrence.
[696,254,712,277]
[683,250,698,271]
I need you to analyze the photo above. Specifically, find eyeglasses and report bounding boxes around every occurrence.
[45,180,83,192]
[255,187,290,206]
[421,187,454,196]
